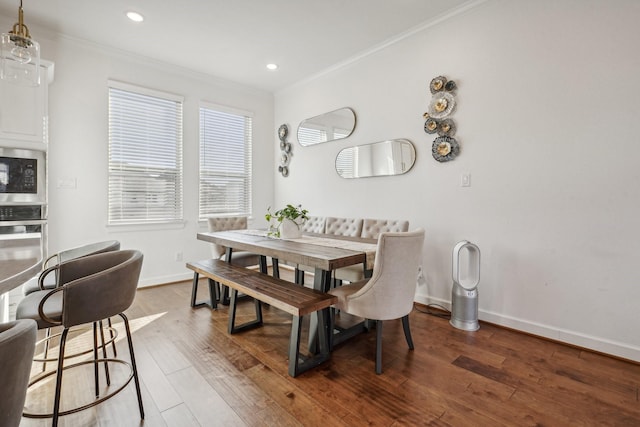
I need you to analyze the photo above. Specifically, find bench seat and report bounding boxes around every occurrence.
[186,259,337,377]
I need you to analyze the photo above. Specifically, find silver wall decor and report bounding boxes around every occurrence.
[277,124,291,177]
[424,75,460,162]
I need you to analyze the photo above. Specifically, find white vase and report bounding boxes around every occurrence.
[280,218,303,239]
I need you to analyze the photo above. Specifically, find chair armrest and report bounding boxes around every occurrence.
[37,287,64,326]
[38,265,59,290]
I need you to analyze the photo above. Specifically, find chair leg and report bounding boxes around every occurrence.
[375,320,383,374]
[402,315,414,349]
[120,312,145,420]
[52,327,70,427]
[99,320,111,386]
[107,317,117,357]
[42,327,51,372]
[93,322,100,397]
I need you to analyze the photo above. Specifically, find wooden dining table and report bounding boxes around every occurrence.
[197,229,377,351]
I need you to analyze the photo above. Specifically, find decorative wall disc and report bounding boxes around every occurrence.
[437,118,456,136]
[281,152,290,165]
[428,92,455,119]
[445,80,457,92]
[430,76,447,93]
[278,124,288,142]
[424,118,439,134]
[432,136,460,162]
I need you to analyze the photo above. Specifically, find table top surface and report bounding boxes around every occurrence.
[197,230,377,272]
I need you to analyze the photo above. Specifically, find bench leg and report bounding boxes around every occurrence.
[190,272,217,309]
[289,307,332,377]
[190,272,218,309]
[208,278,218,309]
[228,288,263,334]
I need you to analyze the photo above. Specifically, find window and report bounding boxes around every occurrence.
[108,81,183,224]
[199,104,253,219]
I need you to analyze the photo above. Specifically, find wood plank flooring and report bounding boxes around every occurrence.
[20,272,640,426]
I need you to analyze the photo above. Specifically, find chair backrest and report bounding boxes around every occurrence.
[301,216,326,233]
[56,240,121,265]
[325,217,363,237]
[344,229,425,320]
[361,219,409,239]
[0,319,37,427]
[207,217,248,258]
[58,250,143,328]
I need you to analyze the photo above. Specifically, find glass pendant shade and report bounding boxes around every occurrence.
[1,3,40,87]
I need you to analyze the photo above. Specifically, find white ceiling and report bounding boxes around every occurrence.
[0,0,470,92]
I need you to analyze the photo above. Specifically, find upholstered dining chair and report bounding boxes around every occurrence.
[329,229,424,374]
[191,217,263,307]
[16,250,145,426]
[0,319,37,427]
[333,219,409,284]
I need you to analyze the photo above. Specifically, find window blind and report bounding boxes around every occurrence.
[199,104,252,219]
[108,83,183,224]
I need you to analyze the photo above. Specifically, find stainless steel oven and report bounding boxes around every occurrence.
[0,147,46,205]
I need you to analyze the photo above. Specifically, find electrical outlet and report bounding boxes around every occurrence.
[461,172,471,187]
[174,252,183,261]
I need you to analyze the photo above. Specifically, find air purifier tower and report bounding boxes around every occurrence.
[450,240,480,331]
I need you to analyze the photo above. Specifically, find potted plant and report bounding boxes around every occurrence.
[265,204,309,238]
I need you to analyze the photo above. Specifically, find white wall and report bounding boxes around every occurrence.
[274,0,640,361]
[0,19,276,287]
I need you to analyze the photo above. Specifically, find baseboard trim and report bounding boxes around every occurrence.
[415,295,640,363]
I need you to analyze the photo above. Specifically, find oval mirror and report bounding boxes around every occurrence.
[297,107,356,146]
[335,139,416,179]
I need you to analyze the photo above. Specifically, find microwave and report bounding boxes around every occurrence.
[0,147,46,204]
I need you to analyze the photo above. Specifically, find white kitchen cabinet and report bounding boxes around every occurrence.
[0,61,53,148]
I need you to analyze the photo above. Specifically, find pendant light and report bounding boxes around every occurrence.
[1,0,40,86]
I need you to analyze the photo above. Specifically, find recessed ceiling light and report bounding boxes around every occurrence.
[126,11,144,22]
[266,63,279,70]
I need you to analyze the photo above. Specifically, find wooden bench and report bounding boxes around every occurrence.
[186,258,337,377]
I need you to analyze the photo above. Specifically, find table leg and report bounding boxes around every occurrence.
[308,268,332,353]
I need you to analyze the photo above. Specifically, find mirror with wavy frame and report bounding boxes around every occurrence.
[335,139,416,179]
[297,107,356,146]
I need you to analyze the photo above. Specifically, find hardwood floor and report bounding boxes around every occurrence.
[20,273,640,426]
